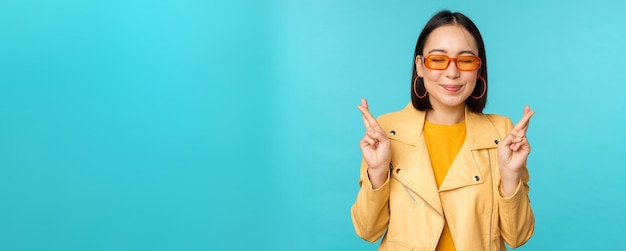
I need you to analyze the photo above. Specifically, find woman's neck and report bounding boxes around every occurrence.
[425,105,465,125]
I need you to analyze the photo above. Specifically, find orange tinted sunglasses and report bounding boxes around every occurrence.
[422,54,481,71]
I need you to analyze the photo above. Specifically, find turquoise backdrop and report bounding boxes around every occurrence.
[1,0,625,250]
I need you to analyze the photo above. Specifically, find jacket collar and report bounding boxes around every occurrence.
[387,103,500,150]
[385,103,503,214]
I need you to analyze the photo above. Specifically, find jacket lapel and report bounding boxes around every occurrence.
[385,104,443,215]
[439,108,500,192]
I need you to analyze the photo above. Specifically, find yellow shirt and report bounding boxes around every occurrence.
[424,120,467,251]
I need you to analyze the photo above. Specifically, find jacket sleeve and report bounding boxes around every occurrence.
[497,118,535,248]
[350,159,391,242]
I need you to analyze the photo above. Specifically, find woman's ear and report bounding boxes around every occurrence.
[415,56,423,77]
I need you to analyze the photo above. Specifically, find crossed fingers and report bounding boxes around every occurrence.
[507,105,534,151]
[357,98,379,130]
[513,105,534,133]
[357,98,388,148]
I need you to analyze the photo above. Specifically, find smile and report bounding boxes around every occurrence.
[442,85,463,92]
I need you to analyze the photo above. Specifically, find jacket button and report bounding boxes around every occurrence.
[396,168,402,174]
[474,176,480,181]
[390,130,396,136]
[494,139,499,145]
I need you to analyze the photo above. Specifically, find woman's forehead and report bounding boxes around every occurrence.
[424,25,478,54]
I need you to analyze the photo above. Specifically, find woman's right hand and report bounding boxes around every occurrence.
[358,98,391,186]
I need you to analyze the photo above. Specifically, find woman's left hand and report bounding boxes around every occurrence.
[498,105,535,196]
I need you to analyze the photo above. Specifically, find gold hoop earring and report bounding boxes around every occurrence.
[413,76,427,99]
[471,76,486,99]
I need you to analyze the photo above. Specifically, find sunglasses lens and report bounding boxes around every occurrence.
[424,55,481,71]
[425,55,450,70]
[457,56,481,71]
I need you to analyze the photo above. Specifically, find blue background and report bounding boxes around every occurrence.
[1,0,625,250]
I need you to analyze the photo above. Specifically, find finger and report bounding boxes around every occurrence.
[513,105,535,132]
[510,136,529,152]
[368,127,389,144]
[358,98,371,129]
[510,129,526,140]
[371,124,386,135]
[504,129,526,152]
[357,100,380,129]
[510,133,530,151]
[514,106,533,131]
[521,138,531,153]
[521,105,532,132]
[510,139,522,151]
[360,111,371,130]
[360,134,376,148]
[498,129,519,148]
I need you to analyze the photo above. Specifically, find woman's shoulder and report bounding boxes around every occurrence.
[377,108,408,122]
[481,113,512,124]
[376,103,425,125]
[475,113,514,134]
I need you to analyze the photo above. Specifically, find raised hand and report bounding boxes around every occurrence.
[497,105,535,196]
[357,98,391,187]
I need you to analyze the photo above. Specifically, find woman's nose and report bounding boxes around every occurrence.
[445,61,460,78]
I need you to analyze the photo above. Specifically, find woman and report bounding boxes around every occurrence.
[351,10,535,251]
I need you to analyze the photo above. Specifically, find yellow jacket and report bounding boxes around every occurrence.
[351,103,534,251]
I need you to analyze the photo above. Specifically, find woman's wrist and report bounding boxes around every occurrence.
[367,164,389,189]
[499,170,521,197]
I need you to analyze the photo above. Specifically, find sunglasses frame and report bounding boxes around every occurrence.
[421,54,482,71]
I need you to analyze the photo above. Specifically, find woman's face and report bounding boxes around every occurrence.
[416,24,480,111]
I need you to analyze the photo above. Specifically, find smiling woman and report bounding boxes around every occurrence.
[351,10,535,251]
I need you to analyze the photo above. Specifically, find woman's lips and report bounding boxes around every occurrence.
[442,85,462,92]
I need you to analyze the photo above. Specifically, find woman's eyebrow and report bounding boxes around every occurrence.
[426,49,477,56]
[458,50,477,56]
[427,49,446,54]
